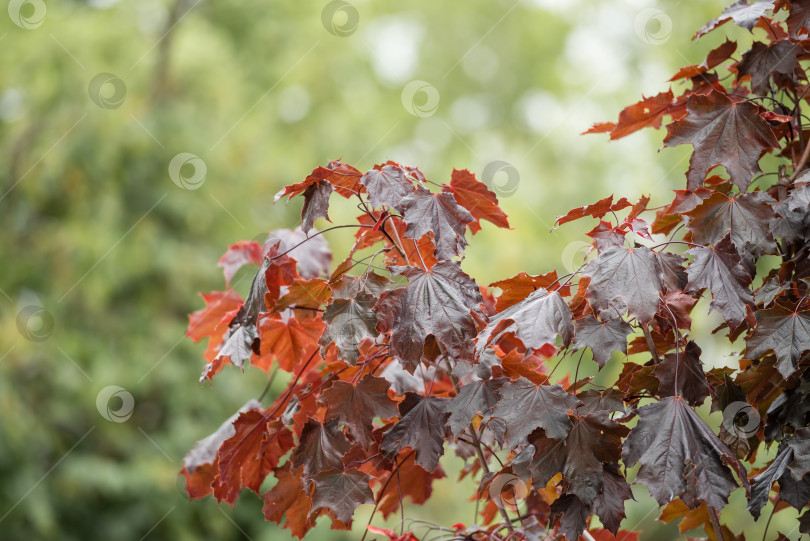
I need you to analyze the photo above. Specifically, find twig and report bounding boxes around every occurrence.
[257,366,279,402]
[641,323,661,364]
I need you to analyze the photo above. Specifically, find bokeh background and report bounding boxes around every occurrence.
[2,0,797,539]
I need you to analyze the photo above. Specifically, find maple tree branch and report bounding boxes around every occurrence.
[257,366,279,402]
[265,348,320,419]
[788,137,810,181]
[641,323,661,364]
[374,213,409,261]
[269,224,373,260]
[457,435,505,468]
[707,506,726,541]
[760,505,774,541]
[395,456,405,535]
[360,451,415,541]
[384,216,411,265]
[661,302,682,396]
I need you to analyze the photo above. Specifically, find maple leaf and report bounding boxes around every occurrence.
[290,419,353,478]
[274,160,363,202]
[549,494,590,541]
[274,277,332,311]
[380,393,450,472]
[658,252,689,292]
[210,324,257,377]
[784,0,810,36]
[187,289,243,342]
[319,292,378,364]
[446,377,507,438]
[623,396,746,510]
[301,180,332,232]
[584,245,663,323]
[489,270,565,312]
[735,40,806,95]
[256,314,324,372]
[744,305,810,378]
[399,187,475,259]
[218,241,263,285]
[376,452,446,519]
[765,380,810,438]
[181,399,262,499]
[308,468,374,523]
[664,90,779,191]
[608,90,682,140]
[572,316,634,368]
[695,0,775,38]
[183,399,261,472]
[330,271,391,299]
[319,375,398,447]
[262,464,313,539]
[577,388,626,415]
[671,39,737,81]
[376,262,483,369]
[771,183,810,243]
[442,168,510,234]
[180,461,217,500]
[686,191,777,255]
[587,221,627,251]
[488,378,580,446]
[213,413,294,504]
[514,411,629,516]
[554,195,631,227]
[564,413,629,505]
[592,464,634,534]
[652,341,710,405]
[787,427,810,480]
[686,236,755,328]
[512,435,567,487]
[359,164,416,210]
[748,430,810,518]
[583,121,617,135]
[476,287,573,358]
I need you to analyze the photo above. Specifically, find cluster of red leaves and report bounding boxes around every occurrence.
[180,2,810,540]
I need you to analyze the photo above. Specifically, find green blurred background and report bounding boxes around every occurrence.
[3,0,797,539]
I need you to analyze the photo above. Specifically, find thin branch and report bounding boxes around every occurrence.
[270,224,373,260]
[257,366,279,402]
[360,451,415,541]
[265,348,320,419]
[642,323,661,364]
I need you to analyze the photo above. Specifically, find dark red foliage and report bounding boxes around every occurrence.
[180,4,810,539]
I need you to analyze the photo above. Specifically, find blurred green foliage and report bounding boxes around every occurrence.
[6,0,797,540]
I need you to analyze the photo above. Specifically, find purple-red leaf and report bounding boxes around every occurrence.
[584,245,663,323]
[664,91,779,191]
[488,378,580,446]
[377,261,483,369]
[623,396,746,510]
[476,288,573,357]
[319,375,398,447]
[400,187,475,259]
[381,393,450,472]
